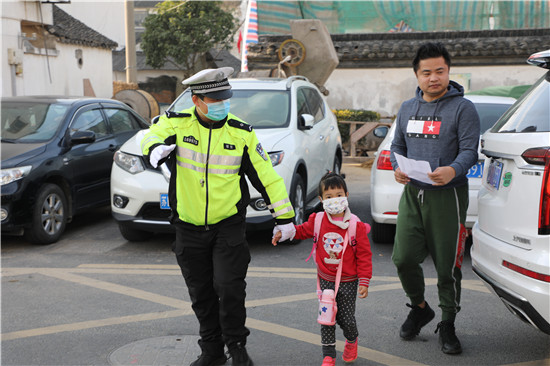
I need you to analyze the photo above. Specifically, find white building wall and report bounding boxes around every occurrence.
[22,43,113,97]
[325,64,543,116]
[2,2,54,97]
[2,1,113,97]
[3,14,22,97]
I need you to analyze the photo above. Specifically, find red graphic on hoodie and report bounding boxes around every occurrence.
[406,118,442,139]
[422,120,441,135]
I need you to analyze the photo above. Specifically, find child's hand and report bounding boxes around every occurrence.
[358,285,368,298]
[271,231,282,246]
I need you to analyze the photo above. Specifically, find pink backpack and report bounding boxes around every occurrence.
[306,212,360,263]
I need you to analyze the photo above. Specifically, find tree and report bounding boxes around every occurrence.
[141,1,237,78]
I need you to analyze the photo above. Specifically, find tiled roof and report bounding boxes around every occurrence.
[248,28,550,68]
[47,5,117,49]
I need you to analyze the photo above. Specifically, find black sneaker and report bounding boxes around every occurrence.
[435,320,462,354]
[190,352,227,366]
[399,302,436,340]
[228,342,254,366]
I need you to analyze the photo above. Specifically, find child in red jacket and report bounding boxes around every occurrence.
[273,172,373,366]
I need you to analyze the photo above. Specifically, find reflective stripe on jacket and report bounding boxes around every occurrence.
[141,107,294,227]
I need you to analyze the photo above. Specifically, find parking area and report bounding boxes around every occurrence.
[1,163,549,366]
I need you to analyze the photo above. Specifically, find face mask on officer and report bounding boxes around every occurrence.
[199,98,230,121]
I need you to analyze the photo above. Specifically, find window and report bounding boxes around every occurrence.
[168,90,291,129]
[1,102,68,142]
[21,22,58,56]
[491,75,550,133]
[105,108,139,133]
[71,109,108,137]
[297,88,325,124]
[474,103,515,134]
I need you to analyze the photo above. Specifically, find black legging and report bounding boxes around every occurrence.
[319,277,359,356]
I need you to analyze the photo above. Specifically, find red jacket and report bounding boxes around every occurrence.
[295,212,372,287]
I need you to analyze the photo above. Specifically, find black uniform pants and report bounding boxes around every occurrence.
[174,217,251,350]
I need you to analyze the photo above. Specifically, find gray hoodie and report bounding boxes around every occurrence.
[390,80,480,190]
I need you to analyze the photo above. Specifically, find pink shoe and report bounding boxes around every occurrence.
[342,339,358,363]
[321,356,336,366]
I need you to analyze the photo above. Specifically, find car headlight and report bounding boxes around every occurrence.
[114,151,145,174]
[1,166,32,185]
[269,151,284,167]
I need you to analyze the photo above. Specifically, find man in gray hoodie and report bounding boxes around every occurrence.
[390,42,480,355]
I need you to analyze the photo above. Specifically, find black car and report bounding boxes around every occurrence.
[1,96,150,244]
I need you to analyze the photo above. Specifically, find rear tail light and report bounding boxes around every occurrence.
[521,147,550,235]
[503,260,550,282]
[376,150,393,170]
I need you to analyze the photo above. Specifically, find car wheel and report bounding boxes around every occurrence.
[371,221,396,244]
[290,174,306,225]
[287,174,305,244]
[24,184,68,245]
[333,154,341,175]
[118,223,153,242]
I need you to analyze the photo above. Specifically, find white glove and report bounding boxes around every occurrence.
[150,144,176,168]
[273,223,296,242]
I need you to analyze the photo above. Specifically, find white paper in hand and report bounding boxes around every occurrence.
[394,153,434,185]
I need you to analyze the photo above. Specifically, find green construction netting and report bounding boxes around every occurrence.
[256,1,550,35]
[466,85,532,99]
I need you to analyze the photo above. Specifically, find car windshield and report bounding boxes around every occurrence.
[169,89,291,129]
[490,73,550,133]
[1,102,69,142]
[474,103,515,134]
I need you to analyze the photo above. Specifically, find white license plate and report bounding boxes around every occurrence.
[160,193,170,209]
[486,159,503,190]
[467,161,484,178]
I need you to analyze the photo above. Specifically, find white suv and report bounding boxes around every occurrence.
[110,76,342,241]
[471,50,550,334]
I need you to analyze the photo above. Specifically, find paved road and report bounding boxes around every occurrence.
[2,163,549,366]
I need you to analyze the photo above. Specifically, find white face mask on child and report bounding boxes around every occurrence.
[322,197,349,215]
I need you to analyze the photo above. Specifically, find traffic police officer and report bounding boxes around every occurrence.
[141,67,296,366]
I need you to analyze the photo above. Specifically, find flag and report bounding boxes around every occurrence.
[389,20,413,32]
[241,0,258,72]
[237,30,243,54]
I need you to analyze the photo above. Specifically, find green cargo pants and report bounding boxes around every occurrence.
[392,183,468,322]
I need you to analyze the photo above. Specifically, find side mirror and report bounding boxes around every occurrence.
[69,130,96,146]
[299,114,314,130]
[373,126,389,138]
[151,115,160,124]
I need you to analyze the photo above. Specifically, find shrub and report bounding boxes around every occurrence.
[332,109,381,144]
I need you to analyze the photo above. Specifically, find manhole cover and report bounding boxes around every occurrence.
[109,335,201,365]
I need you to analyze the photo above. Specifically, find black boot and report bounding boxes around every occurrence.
[190,340,227,366]
[228,342,253,366]
[399,302,435,340]
[435,320,462,354]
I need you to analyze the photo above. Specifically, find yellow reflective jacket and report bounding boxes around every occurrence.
[141,107,295,227]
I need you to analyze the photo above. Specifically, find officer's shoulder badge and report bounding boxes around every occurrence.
[228,119,253,132]
[165,111,191,118]
[256,143,268,161]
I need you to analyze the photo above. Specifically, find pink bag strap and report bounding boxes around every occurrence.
[306,212,325,262]
[317,232,348,299]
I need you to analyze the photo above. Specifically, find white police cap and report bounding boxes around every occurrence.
[182,67,234,100]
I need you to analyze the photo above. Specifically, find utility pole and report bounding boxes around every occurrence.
[124,0,137,83]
